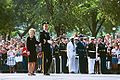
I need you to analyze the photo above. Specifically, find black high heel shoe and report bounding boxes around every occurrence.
[28,73,32,76]
[31,73,36,76]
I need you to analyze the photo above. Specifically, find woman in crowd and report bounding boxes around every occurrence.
[36,44,42,73]
[21,43,29,72]
[26,28,39,76]
[111,44,119,73]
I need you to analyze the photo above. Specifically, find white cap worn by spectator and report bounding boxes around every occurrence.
[70,36,74,40]
[74,37,79,40]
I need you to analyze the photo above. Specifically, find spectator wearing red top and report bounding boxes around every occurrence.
[21,43,29,72]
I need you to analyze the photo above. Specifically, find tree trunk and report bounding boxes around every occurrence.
[54,23,66,37]
[92,31,97,37]
[3,33,7,41]
[91,10,97,37]
[91,19,105,37]
[7,34,11,41]
[54,24,61,37]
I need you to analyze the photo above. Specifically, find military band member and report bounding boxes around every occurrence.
[87,38,96,74]
[39,22,52,75]
[59,37,68,73]
[52,41,60,73]
[98,38,107,74]
[76,37,87,73]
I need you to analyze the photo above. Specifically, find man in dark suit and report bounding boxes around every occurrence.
[40,22,52,75]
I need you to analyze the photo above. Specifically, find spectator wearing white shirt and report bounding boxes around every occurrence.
[15,44,23,72]
[6,45,16,73]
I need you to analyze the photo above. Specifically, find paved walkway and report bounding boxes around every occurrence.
[0,73,120,80]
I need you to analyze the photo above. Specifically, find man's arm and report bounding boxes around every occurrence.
[40,32,44,44]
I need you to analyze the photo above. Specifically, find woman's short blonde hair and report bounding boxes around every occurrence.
[28,28,36,34]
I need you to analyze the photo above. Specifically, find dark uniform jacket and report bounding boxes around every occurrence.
[98,42,107,57]
[59,42,67,56]
[76,41,86,57]
[88,42,96,58]
[53,45,59,56]
[40,30,51,54]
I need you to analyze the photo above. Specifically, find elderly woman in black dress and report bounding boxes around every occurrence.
[26,28,39,76]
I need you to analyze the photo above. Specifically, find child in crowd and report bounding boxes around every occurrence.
[36,45,42,73]
[6,45,16,73]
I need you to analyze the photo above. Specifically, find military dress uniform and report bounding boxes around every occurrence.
[87,42,96,74]
[40,30,52,75]
[67,40,76,73]
[98,42,107,74]
[76,41,87,73]
[59,42,68,73]
[53,44,60,73]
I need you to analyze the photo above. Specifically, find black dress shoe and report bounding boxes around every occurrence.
[70,72,75,74]
[44,73,50,75]
[98,72,100,74]
[28,73,32,76]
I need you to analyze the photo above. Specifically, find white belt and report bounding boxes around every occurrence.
[89,51,96,53]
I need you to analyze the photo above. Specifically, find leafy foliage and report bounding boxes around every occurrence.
[100,0,120,25]
[0,0,120,38]
[0,0,15,35]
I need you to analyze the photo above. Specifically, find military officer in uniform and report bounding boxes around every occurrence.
[98,38,107,74]
[67,37,76,73]
[59,37,68,73]
[40,22,52,75]
[76,37,87,73]
[87,38,96,74]
[52,41,60,73]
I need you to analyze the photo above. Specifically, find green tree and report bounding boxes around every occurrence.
[12,0,43,38]
[43,0,84,36]
[72,0,105,37]
[100,0,120,26]
[1,0,120,38]
[0,0,15,40]
[44,0,105,37]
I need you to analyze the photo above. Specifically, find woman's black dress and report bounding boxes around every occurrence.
[26,36,39,62]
